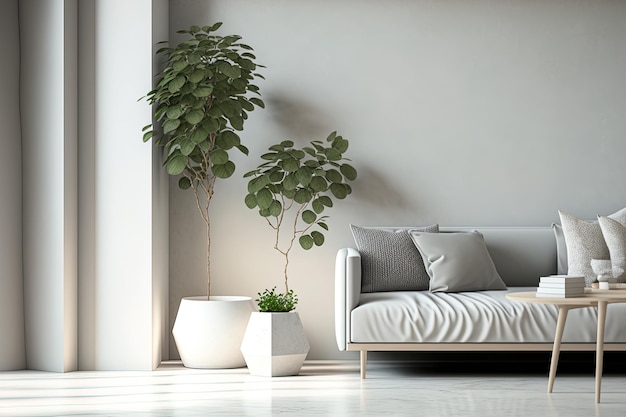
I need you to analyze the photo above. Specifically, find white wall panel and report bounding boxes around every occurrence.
[20,0,78,373]
[0,0,25,371]
[78,0,169,370]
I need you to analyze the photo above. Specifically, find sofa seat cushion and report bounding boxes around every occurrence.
[351,287,626,344]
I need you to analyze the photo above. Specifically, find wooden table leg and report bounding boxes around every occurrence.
[596,301,607,403]
[548,306,570,393]
[360,350,367,379]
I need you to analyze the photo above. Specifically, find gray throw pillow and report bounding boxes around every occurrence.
[409,231,507,293]
[559,208,626,286]
[598,215,626,282]
[350,224,439,292]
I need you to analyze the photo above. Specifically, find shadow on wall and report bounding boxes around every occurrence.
[352,166,414,211]
[266,93,332,142]
[265,93,424,220]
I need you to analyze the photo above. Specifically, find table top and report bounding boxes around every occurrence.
[506,289,626,305]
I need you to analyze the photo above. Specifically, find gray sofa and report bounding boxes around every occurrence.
[335,227,626,378]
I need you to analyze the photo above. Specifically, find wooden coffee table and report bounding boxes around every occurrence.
[507,289,626,403]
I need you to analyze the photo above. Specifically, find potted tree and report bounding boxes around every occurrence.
[240,131,357,376]
[142,23,265,368]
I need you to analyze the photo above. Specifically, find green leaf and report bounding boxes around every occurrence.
[190,127,209,143]
[283,173,299,191]
[340,164,358,181]
[178,176,192,190]
[244,193,257,209]
[185,109,204,125]
[325,148,342,161]
[236,145,249,156]
[187,53,201,65]
[269,170,283,182]
[229,116,244,131]
[180,140,196,156]
[269,200,282,217]
[213,160,235,178]
[193,85,214,97]
[256,189,273,209]
[332,137,349,153]
[294,189,312,204]
[330,183,348,199]
[326,131,337,142]
[172,60,188,72]
[166,155,187,175]
[318,222,329,231]
[312,198,324,214]
[218,61,241,79]
[166,106,183,120]
[299,235,314,250]
[318,195,333,207]
[296,166,312,186]
[248,174,271,193]
[168,75,185,93]
[325,169,343,183]
[281,158,300,173]
[309,176,328,192]
[162,119,181,135]
[261,152,278,161]
[210,149,229,165]
[311,230,325,246]
[143,130,154,142]
[302,210,316,224]
[187,69,205,83]
[221,130,240,147]
[249,97,265,108]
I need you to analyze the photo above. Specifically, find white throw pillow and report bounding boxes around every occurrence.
[559,208,626,286]
[409,231,507,293]
[598,215,626,283]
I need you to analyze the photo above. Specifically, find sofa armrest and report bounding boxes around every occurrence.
[335,247,362,351]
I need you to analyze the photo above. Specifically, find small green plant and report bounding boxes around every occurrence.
[245,132,357,307]
[256,287,298,312]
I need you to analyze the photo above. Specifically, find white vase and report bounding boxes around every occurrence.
[173,296,254,369]
[240,311,310,377]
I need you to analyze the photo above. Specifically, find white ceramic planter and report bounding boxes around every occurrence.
[173,296,254,369]
[240,311,310,377]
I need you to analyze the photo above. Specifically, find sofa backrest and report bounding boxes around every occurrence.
[440,227,557,287]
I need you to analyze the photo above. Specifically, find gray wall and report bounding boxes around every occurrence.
[0,0,25,371]
[169,0,626,360]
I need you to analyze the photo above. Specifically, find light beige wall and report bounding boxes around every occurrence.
[0,0,25,371]
[169,0,626,360]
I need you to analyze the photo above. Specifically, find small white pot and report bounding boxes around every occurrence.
[240,311,310,377]
[173,296,254,369]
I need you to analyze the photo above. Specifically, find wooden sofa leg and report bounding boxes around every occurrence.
[360,350,367,379]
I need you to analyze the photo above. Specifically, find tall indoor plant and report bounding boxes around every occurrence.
[142,23,265,368]
[240,131,357,376]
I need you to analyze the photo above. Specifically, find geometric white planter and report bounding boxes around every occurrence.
[173,296,254,369]
[240,311,310,377]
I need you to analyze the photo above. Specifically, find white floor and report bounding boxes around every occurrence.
[1,360,626,417]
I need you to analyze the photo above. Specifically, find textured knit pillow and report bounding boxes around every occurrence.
[598,215,626,282]
[350,224,439,292]
[559,208,626,286]
[409,230,507,293]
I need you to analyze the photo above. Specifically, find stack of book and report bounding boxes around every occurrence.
[536,275,585,298]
